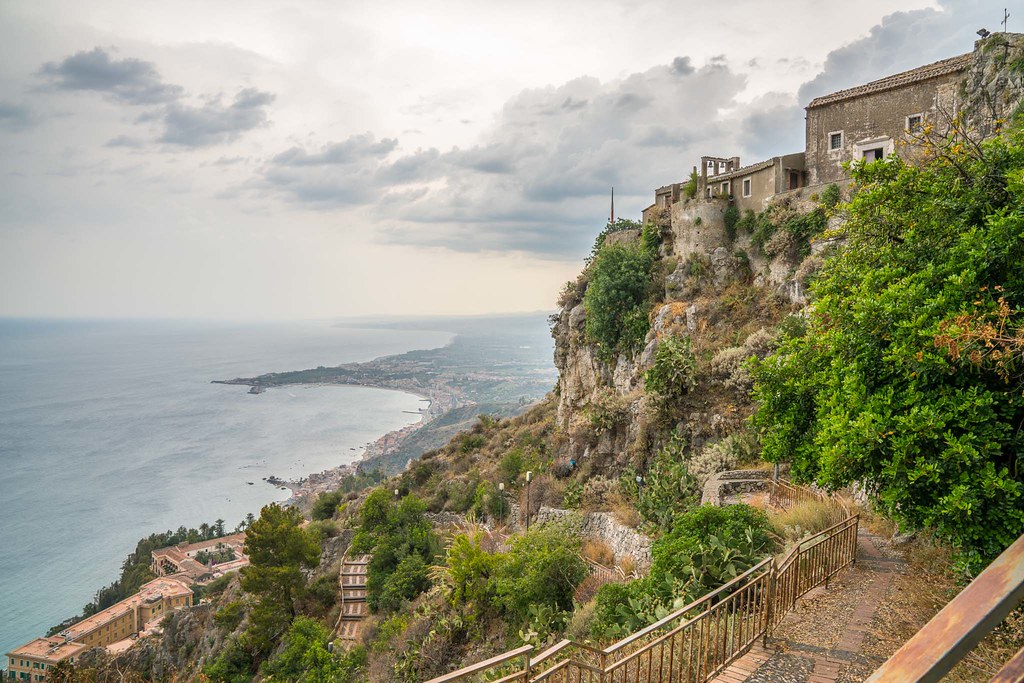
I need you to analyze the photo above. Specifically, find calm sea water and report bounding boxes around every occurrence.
[0,318,453,658]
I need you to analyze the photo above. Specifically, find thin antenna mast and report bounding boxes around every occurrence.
[1003,7,1010,32]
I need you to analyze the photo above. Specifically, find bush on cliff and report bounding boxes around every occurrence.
[584,240,658,360]
[752,127,1024,571]
[438,525,588,629]
[591,505,773,637]
[351,489,439,613]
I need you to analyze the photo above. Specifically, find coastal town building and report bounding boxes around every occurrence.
[150,532,249,584]
[6,577,192,681]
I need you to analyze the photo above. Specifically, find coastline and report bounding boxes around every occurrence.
[212,316,557,508]
[253,381,453,507]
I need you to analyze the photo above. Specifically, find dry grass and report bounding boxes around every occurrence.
[573,573,616,605]
[857,536,1024,682]
[619,555,637,578]
[611,501,642,528]
[769,499,847,544]
[581,538,615,566]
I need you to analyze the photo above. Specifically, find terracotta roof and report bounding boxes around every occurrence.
[63,577,192,640]
[708,158,775,181]
[807,53,971,109]
[7,637,87,662]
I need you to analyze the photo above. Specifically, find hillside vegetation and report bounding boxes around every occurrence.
[58,122,1024,682]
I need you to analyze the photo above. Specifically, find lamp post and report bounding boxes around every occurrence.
[498,482,505,527]
[525,471,533,532]
[394,488,400,499]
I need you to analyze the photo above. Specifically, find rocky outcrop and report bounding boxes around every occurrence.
[964,33,1024,139]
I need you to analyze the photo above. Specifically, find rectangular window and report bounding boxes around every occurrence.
[722,181,730,195]
[829,131,843,150]
[742,178,751,197]
[906,114,923,134]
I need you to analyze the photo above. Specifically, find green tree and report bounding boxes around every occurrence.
[583,241,657,359]
[242,504,321,616]
[492,525,588,623]
[351,489,439,613]
[752,128,1024,570]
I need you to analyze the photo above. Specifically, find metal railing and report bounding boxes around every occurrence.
[425,480,859,683]
[769,477,825,509]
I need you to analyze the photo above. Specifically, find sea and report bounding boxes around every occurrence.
[0,317,456,660]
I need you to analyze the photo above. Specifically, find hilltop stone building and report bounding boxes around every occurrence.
[804,52,970,185]
[642,33,1024,217]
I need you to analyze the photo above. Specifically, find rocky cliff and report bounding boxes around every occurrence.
[551,190,824,474]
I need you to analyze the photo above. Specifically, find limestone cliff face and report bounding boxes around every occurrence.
[552,197,812,467]
[964,33,1024,138]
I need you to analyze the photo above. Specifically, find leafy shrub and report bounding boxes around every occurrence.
[214,601,245,632]
[562,480,583,509]
[375,554,431,613]
[736,209,757,234]
[752,128,1024,571]
[820,183,841,209]
[724,204,740,241]
[687,432,759,486]
[441,532,499,621]
[493,525,589,624]
[262,617,365,683]
[352,490,439,613]
[310,491,342,521]
[644,335,697,408]
[585,388,632,434]
[518,604,569,649]
[592,505,774,637]
[587,218,644,265]
[584,241,658,360]
[627,433,699,528]
[458,433,487,453]
[682,169,699,200]
[708,328,776,392]
[499,448,526,482]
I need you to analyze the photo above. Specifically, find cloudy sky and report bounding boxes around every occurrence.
[0,0,1007,319]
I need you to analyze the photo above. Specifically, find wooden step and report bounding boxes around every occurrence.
[337,621,361,639]
[342,588,367,601]
[342,602,368,618]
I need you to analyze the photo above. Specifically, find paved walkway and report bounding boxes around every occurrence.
[711,530,905,683]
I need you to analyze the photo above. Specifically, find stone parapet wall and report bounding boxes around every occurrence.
[531,506,652,568]
[702,469,771,506]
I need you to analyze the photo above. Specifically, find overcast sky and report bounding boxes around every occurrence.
[0,0,1008,319]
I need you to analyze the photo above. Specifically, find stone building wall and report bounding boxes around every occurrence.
[805,61,966,185]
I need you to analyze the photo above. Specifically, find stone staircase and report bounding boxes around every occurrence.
[335,554,370,643]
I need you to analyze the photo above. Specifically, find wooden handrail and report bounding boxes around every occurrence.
[865,532,1024,682]
[424,644,532,683]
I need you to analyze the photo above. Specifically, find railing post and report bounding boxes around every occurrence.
[524,651,531,681]
[763,565,775,647]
